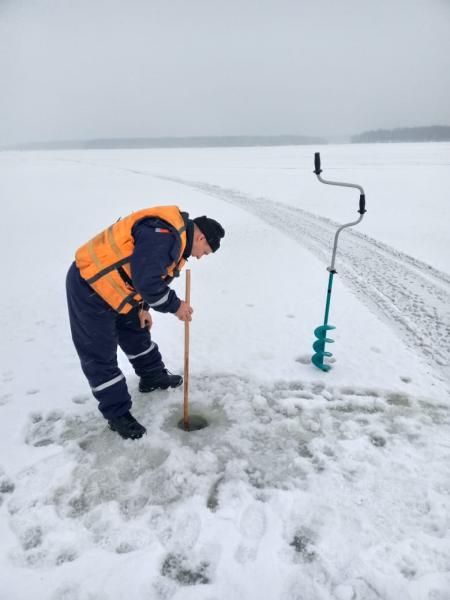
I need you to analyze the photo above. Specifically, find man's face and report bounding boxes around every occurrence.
[191,228,212,259]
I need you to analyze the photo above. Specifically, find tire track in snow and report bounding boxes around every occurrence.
[156,175,450,377]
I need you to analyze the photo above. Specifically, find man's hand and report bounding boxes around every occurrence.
[138,309,153,330]
[175,301,193,322]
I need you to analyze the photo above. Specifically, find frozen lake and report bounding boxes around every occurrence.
[0,142,449,600]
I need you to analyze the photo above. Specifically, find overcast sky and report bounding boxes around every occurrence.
[1,0,449,145]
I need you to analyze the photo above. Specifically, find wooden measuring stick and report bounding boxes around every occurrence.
[183,269,191,430]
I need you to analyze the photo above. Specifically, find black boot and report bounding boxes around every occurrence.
[108,411,146,440]
[139,369,183,393]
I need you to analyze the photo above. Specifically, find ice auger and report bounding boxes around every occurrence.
[311,152,366,371]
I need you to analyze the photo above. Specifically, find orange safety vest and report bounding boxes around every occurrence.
[75,205,187,314]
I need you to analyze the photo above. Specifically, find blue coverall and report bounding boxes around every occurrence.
[66,215,190,419]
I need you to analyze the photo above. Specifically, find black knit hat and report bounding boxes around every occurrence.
[193,216,225,252]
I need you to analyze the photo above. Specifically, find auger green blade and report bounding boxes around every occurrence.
[311,354,332,371]
[314,325,336,338]
[312,323,335,372]
[313,339,334,352]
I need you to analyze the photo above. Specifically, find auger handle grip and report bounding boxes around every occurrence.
[359,194,366,214]
[314,152,322,175]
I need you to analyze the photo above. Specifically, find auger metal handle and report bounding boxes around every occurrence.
[314,152,365,199]
[314,152,366,272]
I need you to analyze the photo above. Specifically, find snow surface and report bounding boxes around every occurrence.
[0,143,449,600]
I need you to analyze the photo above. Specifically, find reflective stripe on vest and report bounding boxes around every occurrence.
[86,237,132,309]
[75,206,187,314]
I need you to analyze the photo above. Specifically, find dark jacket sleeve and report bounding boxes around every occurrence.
[130,218,182,314]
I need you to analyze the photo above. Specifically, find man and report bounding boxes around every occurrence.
[66,205,225,440]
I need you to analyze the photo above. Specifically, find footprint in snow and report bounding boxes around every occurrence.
[207,476,225,511]
[333,584,356,600]
[160,552,210,586]
[348,577,382,600]
[386,391,410,407]
[281,574,325,600]
[26,410,103,449]
[151,576,178,600]
[311,382,326,395]
[234,501,266,564]
[340,387,380,398]
[370,434,386,447]
[289,529,316,563]
[174,512,202,551]
[295,354,311,365]
[0,472,15,506]
[151,509,201,553]
[19,525,44,551]
[51,583,108,600]
[0,393,12,406]
[0,477,15,495]
[71,394,89,405]
[25,411,64,447]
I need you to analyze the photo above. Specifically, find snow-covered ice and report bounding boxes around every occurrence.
[0,143,449,600]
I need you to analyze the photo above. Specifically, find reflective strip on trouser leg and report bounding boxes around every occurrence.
[91,373,125,393]
[126,342,155,360]
[125,341,164,378]
[90,371,131,419]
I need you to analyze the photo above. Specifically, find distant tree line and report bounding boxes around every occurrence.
[351,126,450,143]
[8,128,450,151]
[83,135,326,149]
[4,135,327,151]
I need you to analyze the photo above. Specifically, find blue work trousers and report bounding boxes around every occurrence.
[66,262,165,419]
